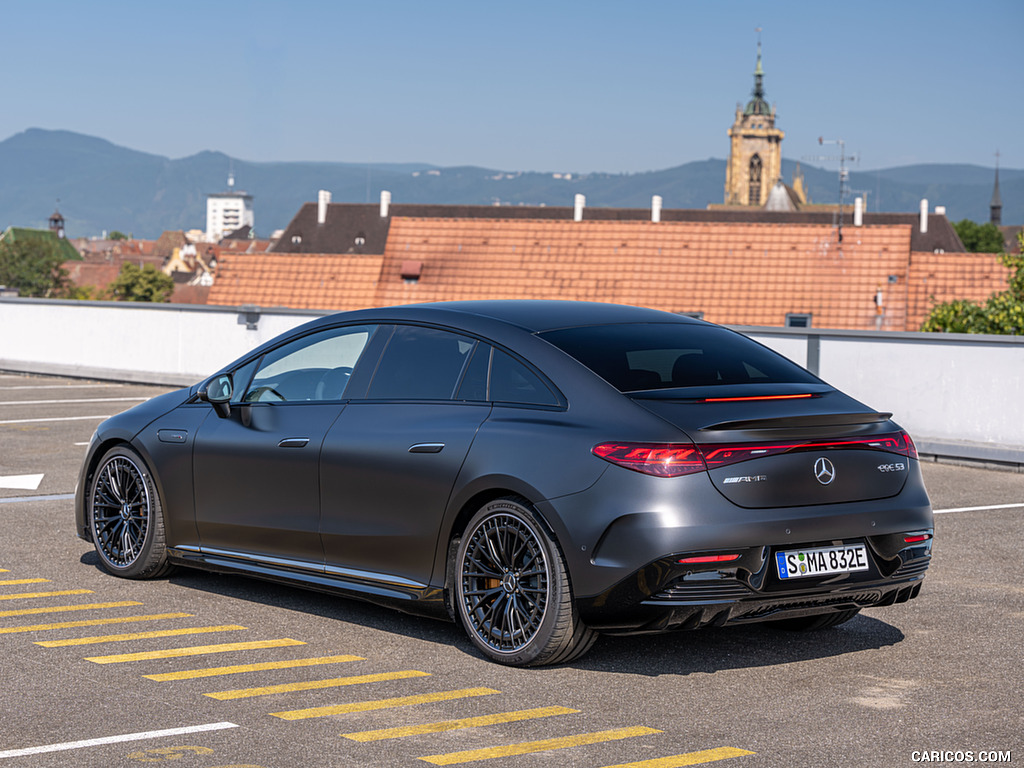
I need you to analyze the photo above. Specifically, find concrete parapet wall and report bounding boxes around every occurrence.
[2,298,1022,465]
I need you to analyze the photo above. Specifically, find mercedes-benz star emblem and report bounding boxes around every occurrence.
[814,457,836,485]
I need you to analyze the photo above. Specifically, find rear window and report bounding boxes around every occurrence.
[539,323,818,392]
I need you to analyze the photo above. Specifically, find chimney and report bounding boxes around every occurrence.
[854,196,863,227]
[317,190,331,224]
[920,199,928,234]
[935,206,946,217]
[651,195,663,223]
[573,193,586,222]
[380,190,392,218]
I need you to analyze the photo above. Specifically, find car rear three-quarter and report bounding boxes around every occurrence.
[531,319,933,636]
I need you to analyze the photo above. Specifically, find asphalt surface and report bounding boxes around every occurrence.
[1,372,1021,768]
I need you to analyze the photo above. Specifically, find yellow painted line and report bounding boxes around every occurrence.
[0,613,193,635]
[206,669,430,700]
[342,706,580,742]
[0,601,142,618]
[598,747,757,767]
[86,638,306,664]
[0,578,51,586]
[0,589,93,601]
[144,654,365,681]
[271,687,501,721]
[35,624,248,647]
[418,726,663,765]
[0,568,9,572]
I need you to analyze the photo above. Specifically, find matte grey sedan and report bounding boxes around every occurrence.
[75,301,933,666]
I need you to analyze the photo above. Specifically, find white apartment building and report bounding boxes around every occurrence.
[206,190,254,242]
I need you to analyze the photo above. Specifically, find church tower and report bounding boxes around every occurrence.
[990,154,1002,226]
[724,39,784,206]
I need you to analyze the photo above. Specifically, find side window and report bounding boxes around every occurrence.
[455,343,490,401]
[243,325,374,403]
[489,349,559,406]
[367,325,475,400]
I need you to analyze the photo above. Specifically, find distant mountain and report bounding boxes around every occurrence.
[0,128,1018,239]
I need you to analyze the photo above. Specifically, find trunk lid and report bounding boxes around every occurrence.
[632,384,913,508]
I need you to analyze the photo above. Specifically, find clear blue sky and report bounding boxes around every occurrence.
[2,0,1019,173]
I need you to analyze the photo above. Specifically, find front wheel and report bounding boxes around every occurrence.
[88,445,173,579]
[453,497,596,666]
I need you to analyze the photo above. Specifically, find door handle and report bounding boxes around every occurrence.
[408,442,445,454]
[278,437,310,448]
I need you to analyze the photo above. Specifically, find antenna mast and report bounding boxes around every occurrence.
[806,137,858,245]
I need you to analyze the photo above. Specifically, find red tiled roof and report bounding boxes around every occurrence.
[206,217,1012,331]
[906,251,1011,329]
[208,253,383,310]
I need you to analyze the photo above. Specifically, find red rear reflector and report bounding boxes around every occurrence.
[592,442,706,477]
[701,393,816,403]
[903,534,932,543]
[677,554,741,564]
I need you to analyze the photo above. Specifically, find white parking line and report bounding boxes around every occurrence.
[0,397,148,406]
[0,494,74,504]
[934,502,1024,514]
[0,415,113,425]
[0,722,239,759]
[0,475,43,490]
[0,385,124,391]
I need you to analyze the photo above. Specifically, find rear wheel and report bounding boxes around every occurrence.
[88,445,173,579]
[770,608,861,631]
[454,497,596,666]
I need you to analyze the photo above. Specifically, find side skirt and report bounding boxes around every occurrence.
[167,546,449,621]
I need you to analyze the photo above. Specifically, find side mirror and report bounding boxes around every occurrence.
[198,373,233,419]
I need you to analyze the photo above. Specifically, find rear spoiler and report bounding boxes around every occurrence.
[702,411,893,432]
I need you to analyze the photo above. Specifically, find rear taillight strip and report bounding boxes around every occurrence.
[592,430,919,477]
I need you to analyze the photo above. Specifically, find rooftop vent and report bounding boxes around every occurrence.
[574,194,586,222]
[317,190,331,224]
[652,195,663,223]
[400,260,422,282]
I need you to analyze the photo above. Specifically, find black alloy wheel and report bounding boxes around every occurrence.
[454,497,595,666]
[88,445,172,579]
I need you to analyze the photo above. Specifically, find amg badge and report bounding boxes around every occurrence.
[723,475,768,484]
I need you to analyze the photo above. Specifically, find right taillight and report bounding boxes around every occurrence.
[900,430,919,459]
[592,442,707,477]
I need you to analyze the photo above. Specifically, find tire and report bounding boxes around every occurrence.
[453,497,596,666]
[769,608,861,631]
[88,445,173,579]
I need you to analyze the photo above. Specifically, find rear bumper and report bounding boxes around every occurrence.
[578,535,932,633]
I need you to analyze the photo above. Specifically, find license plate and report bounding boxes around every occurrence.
[776,544,869,580]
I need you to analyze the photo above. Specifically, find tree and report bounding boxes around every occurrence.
[108,230,129,241]
[107,262,175,302]
[952,219,1004,253]
[921,234,1024,334]
[0,234,70,297]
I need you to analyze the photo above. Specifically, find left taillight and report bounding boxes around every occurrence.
[591,442,707,477]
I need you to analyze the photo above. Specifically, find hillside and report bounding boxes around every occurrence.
[0,128,1018,239]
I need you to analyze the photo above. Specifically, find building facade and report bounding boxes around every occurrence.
[206,190,254,242]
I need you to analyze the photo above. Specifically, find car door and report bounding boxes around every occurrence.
[319,325,491,587]
[192,324,376,564]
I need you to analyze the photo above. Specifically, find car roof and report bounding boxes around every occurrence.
[362,300,699,334]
